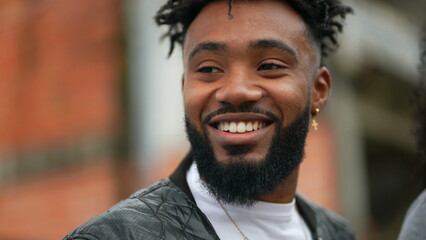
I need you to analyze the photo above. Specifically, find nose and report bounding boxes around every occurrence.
[215,69,263,107]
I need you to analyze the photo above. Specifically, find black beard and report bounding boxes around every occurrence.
[184,104,310,206]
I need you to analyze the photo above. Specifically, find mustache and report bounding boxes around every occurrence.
[202,104,281,125]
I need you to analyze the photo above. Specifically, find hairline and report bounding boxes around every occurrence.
[181,0,322,63]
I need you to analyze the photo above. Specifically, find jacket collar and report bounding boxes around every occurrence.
[169,152,196,203]
[169,152,318,239]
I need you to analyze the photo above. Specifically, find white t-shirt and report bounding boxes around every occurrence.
[186,163,312,240]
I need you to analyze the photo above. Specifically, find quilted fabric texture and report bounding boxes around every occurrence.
[64,180,220,240]
[64,178,355,240]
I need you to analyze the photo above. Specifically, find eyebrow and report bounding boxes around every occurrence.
[249,39,298,63]
[189,41,228,60]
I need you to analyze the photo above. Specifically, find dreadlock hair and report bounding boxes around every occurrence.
[155,0,353,58]
[415,26,426,189]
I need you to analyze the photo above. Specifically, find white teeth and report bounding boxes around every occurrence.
[229,122,237,133]
[246,122,253,131]
[224,122,230,131]
[253,121,259,130]
[237,122,246,133]
[217,121,268,133]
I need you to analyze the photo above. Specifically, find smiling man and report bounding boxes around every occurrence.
[64,0,354,239]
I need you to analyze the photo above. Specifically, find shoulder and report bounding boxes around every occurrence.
[297,195,355,240]
[406,188,426,215]
[313,204,355,240]
[63,179,198,240]
[398,189,426,240]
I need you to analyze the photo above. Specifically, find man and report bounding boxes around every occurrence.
[64,0,354,239]
[398,27,426,240]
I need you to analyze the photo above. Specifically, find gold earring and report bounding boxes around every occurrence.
[312,108,320,131]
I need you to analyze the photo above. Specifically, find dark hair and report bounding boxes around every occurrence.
[416,27,426,188]
[155,0,353,58]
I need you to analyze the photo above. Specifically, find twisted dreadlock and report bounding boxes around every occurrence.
[155,0,353,58]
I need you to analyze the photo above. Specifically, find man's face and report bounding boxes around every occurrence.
[183,0,327,164]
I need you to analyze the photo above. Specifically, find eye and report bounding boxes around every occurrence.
[197,66,222,73]
[258,63,286,71]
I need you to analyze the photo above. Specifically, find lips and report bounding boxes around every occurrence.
[205,112,275,152]
[209,113,273,135]
[209,113,273,146]
[216,121,269,133]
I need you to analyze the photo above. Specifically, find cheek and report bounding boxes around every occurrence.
[183,84,210,127]
[183,91,198,119]
[268,81,310,124]
[183,78,222,121]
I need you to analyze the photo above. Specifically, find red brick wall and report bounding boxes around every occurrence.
[0,0,122,150]
[0,160,118,240]
[0,0,125,239]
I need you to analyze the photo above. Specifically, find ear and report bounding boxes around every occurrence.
[310,66,331,114]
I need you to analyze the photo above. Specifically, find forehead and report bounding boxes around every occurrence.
[183,0,318,63]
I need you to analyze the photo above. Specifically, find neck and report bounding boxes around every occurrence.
[256,168,299,204]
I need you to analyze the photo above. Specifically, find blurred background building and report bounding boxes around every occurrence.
[0,0,425,239]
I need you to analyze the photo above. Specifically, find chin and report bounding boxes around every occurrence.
[184,104,310,205]
[217,152,267,165]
